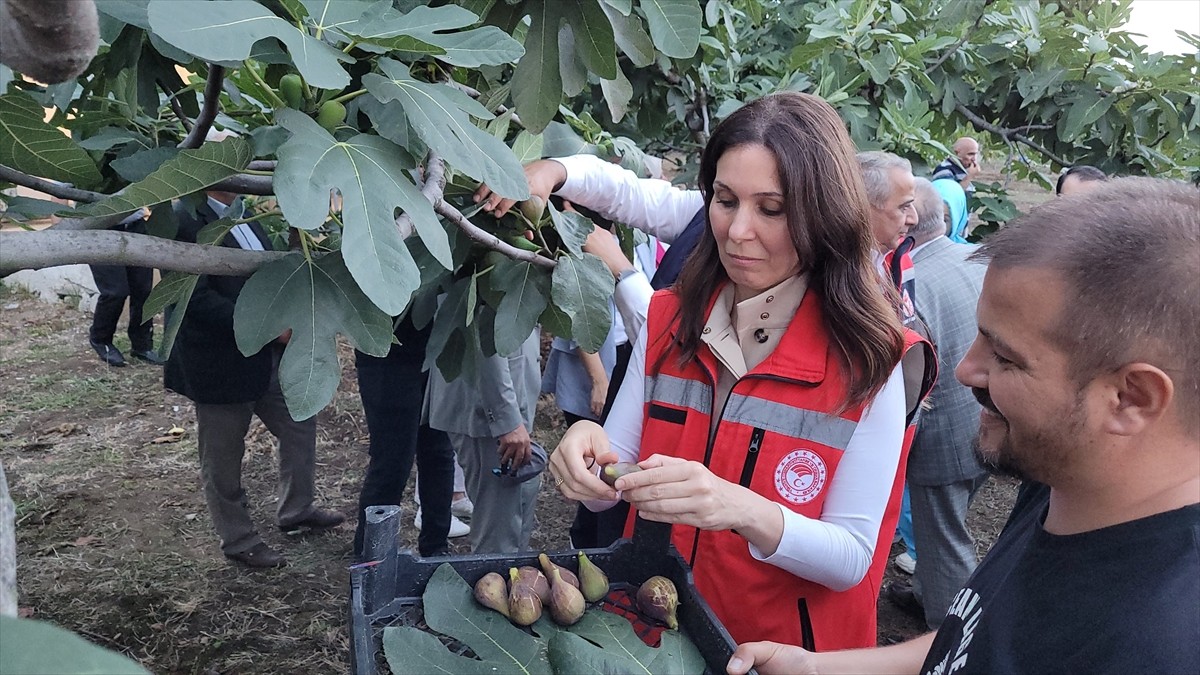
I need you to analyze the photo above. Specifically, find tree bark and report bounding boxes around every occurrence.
[0,230,288,277]
[0,461,16,617]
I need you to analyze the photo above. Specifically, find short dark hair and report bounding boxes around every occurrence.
[1055,165,1107,194]
[973,177,1199,433]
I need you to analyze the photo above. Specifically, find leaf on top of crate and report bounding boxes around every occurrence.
[383,564,704,675]
[547,611,705,675]
[386,563,552,675]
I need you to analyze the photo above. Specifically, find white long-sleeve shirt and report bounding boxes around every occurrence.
[552,154,704,340]
[592,280,907,592]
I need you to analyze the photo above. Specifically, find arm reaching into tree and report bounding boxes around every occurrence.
[474,155,703,244]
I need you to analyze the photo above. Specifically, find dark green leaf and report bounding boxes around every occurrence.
[147,0,352,89]
[143,270,198,322]
[0,93,101,188]
[233,252,393,420]
[551,255,613,352]
[600,68,634,123]
[274,108,443,315]
[511,1,564,133]
[82,138,253,216]
[383,627,496,675]
[492,259,550,356]
[110,146,179,182]
[566,1,618,79]
[336,3,524,68]
[601,2,655,67]
[547,631,642,674]
[548,206,593,256]
[0,196,67,222]
[638,0,702,58]
[1063,89,1114,141]
[364,59,529,201]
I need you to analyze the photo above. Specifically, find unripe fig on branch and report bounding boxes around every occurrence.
[279,73,304,109]
[316,100,346,132]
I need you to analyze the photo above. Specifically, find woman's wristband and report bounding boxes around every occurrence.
[615,267,638,284]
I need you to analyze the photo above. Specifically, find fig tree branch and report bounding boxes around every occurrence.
[419,154,554,269]
[954,103,1071,168]
[178,64,225,149]
[0,229,288,277]
[0,164,104,202]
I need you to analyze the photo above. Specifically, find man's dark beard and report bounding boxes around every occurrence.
[973,435,1028,480]
[970,386,1028,479]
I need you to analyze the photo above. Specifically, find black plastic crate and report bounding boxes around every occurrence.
[349,504,739,674]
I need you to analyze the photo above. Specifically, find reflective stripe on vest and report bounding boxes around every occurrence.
[646,374,858,451]
[723,392,858,451]
[644,373,713,415]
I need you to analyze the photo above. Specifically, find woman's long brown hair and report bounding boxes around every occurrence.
[667,92,904,407]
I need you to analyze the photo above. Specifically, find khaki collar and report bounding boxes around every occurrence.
[701,275,809,377]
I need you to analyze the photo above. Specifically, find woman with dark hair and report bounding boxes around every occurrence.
[549,92,910,650]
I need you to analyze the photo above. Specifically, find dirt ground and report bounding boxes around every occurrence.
[0,284,1018,674]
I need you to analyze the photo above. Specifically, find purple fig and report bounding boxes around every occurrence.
[473,571,509,618]
[544,559,586,625]
[637,575,679,629]
[517,565,550,603]
[537,552,579,589]
[508,567,542,626]
[600,462,642,487]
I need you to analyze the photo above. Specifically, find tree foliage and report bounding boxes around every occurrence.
[0,0,1195,417]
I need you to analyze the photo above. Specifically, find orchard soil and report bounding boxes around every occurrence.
[3,169,1040,674]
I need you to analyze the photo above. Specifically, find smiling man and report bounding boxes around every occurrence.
[727,177,1199,675]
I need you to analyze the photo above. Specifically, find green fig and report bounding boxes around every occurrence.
[316,100,346,132]
[518,196,545,225]
[576,551,609,603]
[473,572,509,618]
[600,462,642,487]
[545,560,586,625]
[516,565,550,604]
[636,576,679,630]
[537,553,579,589]
[278,73,304,109]
[508,567,542,626]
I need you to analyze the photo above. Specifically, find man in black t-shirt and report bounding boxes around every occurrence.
[726,177,1200,675]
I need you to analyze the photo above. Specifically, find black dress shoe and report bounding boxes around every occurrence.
[89,339,126,367]
[883,580,925,620]
[130,348,165,365]
[279,508,346,535]
[224,542,286,568]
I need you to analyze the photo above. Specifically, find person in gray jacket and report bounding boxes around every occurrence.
[425,329,542,553]
[884,178,989,628]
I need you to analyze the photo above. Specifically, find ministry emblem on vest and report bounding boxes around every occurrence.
[774,449,827,504]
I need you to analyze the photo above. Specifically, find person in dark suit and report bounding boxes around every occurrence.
[88,210,163,366]
[883,178,989,627]
[353,316,455,559]
[165,191,343,568]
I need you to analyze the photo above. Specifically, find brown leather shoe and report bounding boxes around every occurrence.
[224,542,285,568]
[279,508,345,535]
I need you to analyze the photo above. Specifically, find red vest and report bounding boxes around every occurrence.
[636,286,930,650]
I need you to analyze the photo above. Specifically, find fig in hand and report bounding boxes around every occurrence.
[600,462,642,488]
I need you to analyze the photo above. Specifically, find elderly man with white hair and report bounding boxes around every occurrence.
[882,178,989,628]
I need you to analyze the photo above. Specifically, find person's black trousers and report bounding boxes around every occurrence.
[89,263,154,350]
[353,347,454,558]
[567,342,633,549]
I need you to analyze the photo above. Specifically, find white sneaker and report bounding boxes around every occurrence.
[894,552,916,575]
[451,497,474,520]
[414,508,471,538]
